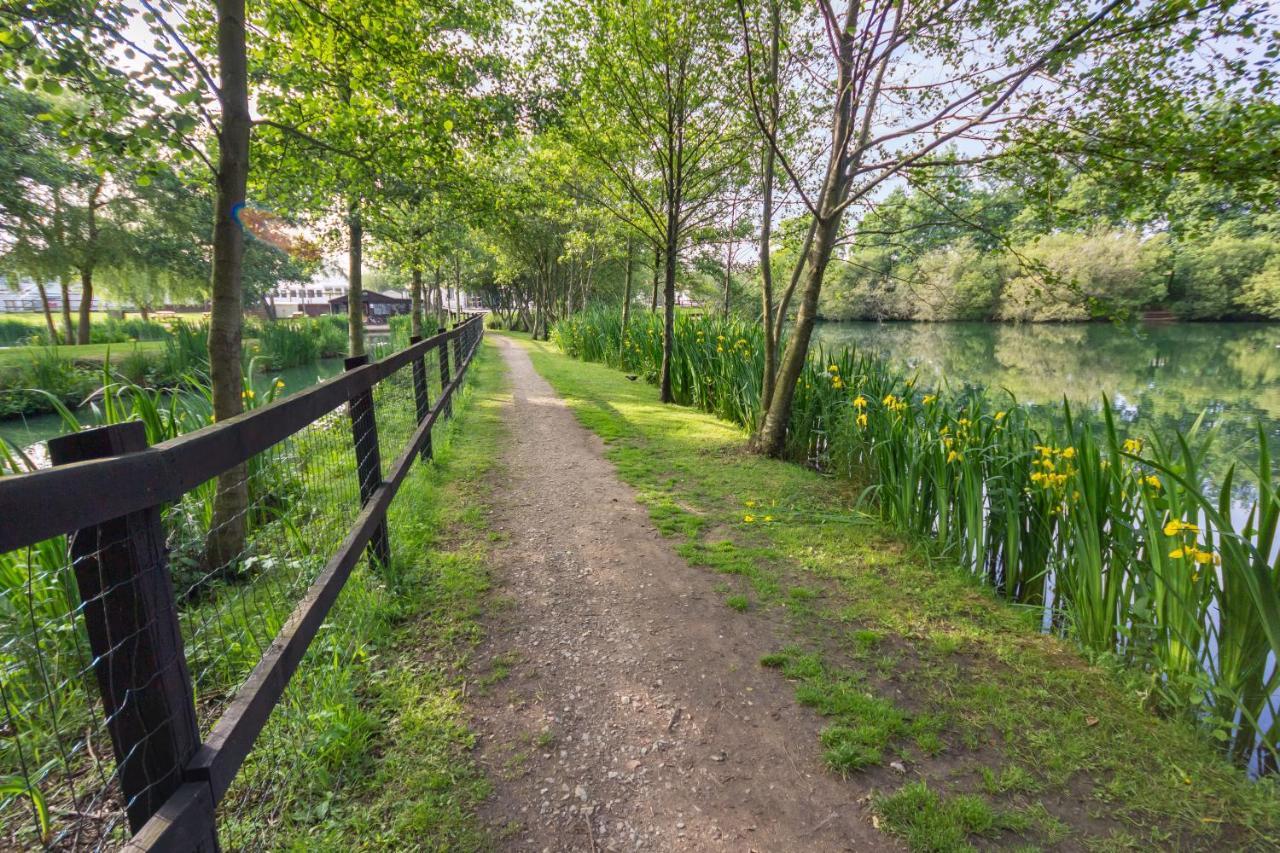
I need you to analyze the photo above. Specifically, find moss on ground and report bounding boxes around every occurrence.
[511,332,1280,852]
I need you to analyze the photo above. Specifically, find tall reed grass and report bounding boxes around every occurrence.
[554,306,1280,771]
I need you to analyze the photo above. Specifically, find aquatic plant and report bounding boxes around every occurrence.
[554,306,1280,771]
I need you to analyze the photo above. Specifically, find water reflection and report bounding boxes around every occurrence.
[813,321,1280,474]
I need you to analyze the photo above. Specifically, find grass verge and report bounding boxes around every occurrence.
[216,339,509,851]
[508,331,1280,852]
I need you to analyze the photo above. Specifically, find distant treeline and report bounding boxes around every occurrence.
[817,174,1279,322]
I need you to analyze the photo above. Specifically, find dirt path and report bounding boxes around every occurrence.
[468,337,889,852]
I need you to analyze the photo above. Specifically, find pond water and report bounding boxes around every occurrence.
[0,358,348,453]
[812,320,1280,476]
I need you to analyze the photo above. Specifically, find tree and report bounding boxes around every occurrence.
[735,0,1279,456]
[549,0,749,401]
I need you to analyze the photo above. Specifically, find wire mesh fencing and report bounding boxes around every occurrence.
[0,316,484,851]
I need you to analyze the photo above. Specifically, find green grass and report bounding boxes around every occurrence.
[215,339,509,850]
[554,309,1280,769]
[507,331,1280,851]
[875,781,1029,853]
[0,341,167,367]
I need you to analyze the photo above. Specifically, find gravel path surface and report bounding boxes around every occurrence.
[470,336,888,851]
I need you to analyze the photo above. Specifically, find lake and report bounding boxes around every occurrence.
[0,357,348,453]
[812,320,1280,476]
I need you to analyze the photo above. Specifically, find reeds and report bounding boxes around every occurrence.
[554,306,1280,770]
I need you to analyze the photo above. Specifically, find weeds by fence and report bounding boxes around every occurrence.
[0,316,484,850]
[554,307,1280,774]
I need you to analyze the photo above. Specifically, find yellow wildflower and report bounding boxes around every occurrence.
[882,394,896,406]
[1123,438,1143,454]
[743,514,756,523]
[853,395,868,409]
[994,411,1005,420]
[1163,519,1200,537]
[745,500,757,508]
[1144,475,1161,489]
[763,515,774,523]
[947,450,962,464]
[856,413,868,428]
[922,394,937,405]
[1061,446,1076,460]
[827,364,839,374]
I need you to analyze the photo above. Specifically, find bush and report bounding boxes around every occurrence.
[252,317,346,371]
[0,348,98,417]
[1241,255,1280,319]
[0,318,51,346]
[998,229,1165,321]
[1169,233,1277,319]
[88,317,171,344]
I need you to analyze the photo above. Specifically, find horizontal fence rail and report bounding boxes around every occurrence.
[0,315,485,851]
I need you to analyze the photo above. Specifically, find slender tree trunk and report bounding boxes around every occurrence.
[754,216,840,457]
[659,219,678,403]
[35,281,57,342]
[454,254,462,318]
[206,0,252,573]
[140,303,151,322]
[410,266,424,338]
[433,265,443,326]
[723,242,732,315]
[759,139,778,414]
[650,244,661,312]
[347,195,365,357]
[758,0,782,415]
[76,266,94,345]
[59,273,74,344]
[620,237,633,359]
[75,181,102,345]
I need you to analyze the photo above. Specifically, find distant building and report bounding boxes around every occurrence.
[266,272,347,318]
[328,290,412,324]
[0,277,120,313]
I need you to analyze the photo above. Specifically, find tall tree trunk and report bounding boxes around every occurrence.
[410,266,423,338]
[75,180,102,345]
[259,294,275,321]
[76,266,94,345]
[659,218,678,403]
[758,0,782,416]
[454,254,462,318]
[347,195,365,357]
[59,273,74,344]
[754,215,840,457]
[206,0,252,573]
[620,236,633,359]
[433,265,443,327]
[650,244,660,312]
[35,281,57,342]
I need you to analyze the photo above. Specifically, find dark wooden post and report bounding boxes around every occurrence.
[437,327,452,419]
[408,334,433,461]
[451,321,464,373]
[47,423,213,844]
[345,354,390,567]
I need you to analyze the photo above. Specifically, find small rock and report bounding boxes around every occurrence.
[575,785,588,801]
[889,761,906,773]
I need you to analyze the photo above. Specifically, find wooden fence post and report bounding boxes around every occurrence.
[47,423,214,845]
[437,327,453,420]
[408,334,433,461]
[345,354,390,568]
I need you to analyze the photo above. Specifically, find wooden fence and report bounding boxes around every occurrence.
[0,315,484,851]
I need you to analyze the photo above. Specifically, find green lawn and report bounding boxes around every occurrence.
[509,332,1280,852]
[0,341,167,368]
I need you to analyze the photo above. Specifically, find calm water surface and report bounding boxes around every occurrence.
[0,358,347,454]
[813,321,1280,473]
